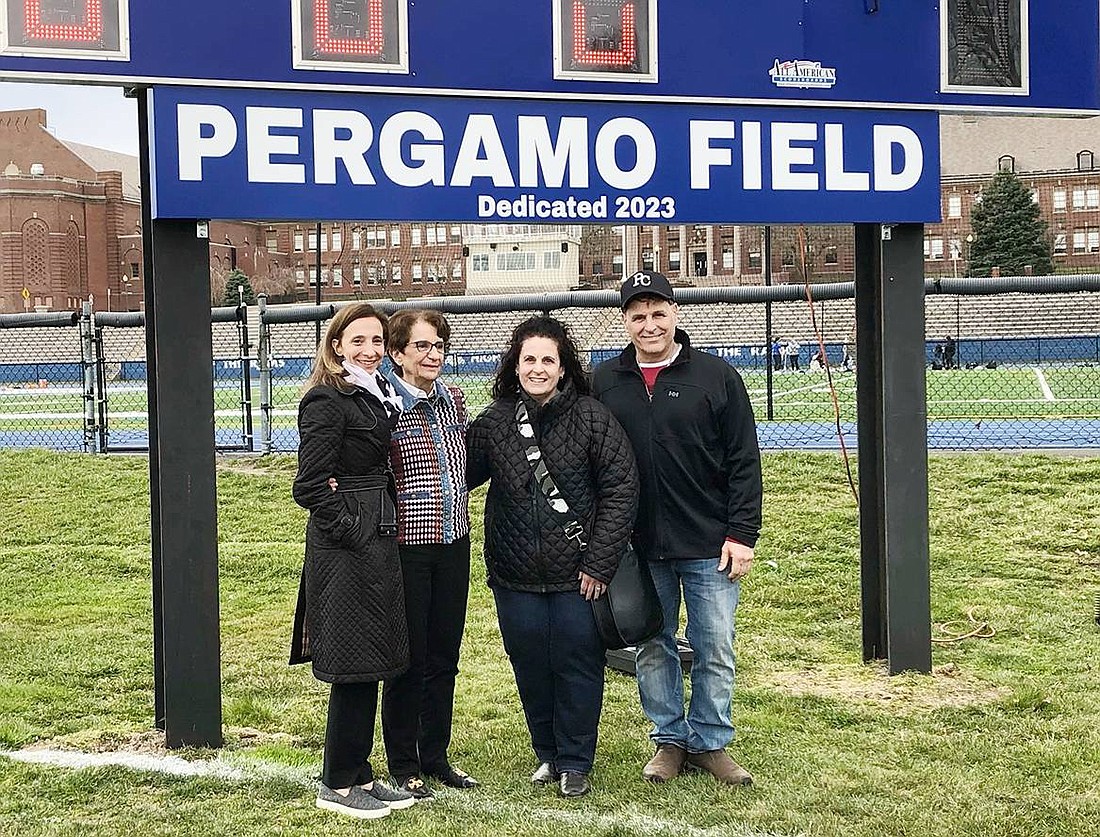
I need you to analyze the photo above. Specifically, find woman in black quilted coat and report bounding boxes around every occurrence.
[291,303,415,819]
[467,316,638,799]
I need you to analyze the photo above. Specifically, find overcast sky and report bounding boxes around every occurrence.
[1,81,139,156]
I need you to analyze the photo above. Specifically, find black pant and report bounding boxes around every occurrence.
[322,681,379,789]
[493,586,606,775]
[382,536,471,779]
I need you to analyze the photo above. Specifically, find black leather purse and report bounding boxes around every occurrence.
[516,401,664,650]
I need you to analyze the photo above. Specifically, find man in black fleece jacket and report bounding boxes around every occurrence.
[592,270,762,787]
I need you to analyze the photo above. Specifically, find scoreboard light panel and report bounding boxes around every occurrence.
[292,0,408,74]
[0,0,128,60]
[554,0,656,83]
[941,0,1029,96]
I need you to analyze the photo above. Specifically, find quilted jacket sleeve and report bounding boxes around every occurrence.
[579,398,639,584]
[293,386,358,543]
[465,405,493,490]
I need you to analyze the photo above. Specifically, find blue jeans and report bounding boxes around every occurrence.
[636,558,740,753]
[493,587,606,774]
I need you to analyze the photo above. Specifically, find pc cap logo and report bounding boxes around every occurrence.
[621,270,675,309]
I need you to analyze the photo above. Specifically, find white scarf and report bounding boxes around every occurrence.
[342,360,403,419]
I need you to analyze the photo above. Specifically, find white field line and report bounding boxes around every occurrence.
[1032,367,1056,402]
[0,748,803,837]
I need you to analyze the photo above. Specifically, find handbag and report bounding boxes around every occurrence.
[515,401,664,650]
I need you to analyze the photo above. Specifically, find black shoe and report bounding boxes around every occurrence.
[393,774,434,800]
[531,762,559,785]
[426,765,479,789]
[559,771,591,798]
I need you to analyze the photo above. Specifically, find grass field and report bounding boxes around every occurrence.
[2,449,1099,836]
[3,363,1099,450]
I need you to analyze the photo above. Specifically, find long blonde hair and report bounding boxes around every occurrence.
[304,303,389,394]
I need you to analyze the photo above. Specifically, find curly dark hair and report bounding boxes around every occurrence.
[491,316,591,401]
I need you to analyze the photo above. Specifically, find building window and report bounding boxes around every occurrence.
[1054,232,1067,255]
[411,226,422,247]
[308,229,318,250]
[266,231,279,251]
[353,264,362,287]
[352,229,362,250]
[997,154,1015,173]
[1089,188,1100,209]
[930,238,944,260]
[824,245,838,265]
[1073,230,1087,253]
[331,228,342,251]
[668,250,681,271]
[472,254,490,271]
[426,226,437,245]
[947,194,962,218]
[392,265,402,284]
[452,260,462,278]
[642,249,655,271]
[436,225,447,244]
[497,252,536,270]
[748,250,761,269]
[1054,189,1067,213]
[450,225,462,242]
[722,247,734,269]
[1073,189,1087,210]
[1089,228,1100,252]
[412,262,423,282]
[544,251,561,270]
[592,260,603,275]
[332,266,342,287]
[293,231,304,252]
[612,254,623,275]
[391,227,401,247]
[1078,150,1095,171]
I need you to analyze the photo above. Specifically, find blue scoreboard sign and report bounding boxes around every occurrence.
[147,86,940,223]
[1,1,1097,114]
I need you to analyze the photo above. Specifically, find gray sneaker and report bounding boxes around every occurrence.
[364,779,417,809]
[315,785,390,819]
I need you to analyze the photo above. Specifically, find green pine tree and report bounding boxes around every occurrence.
[221,269,256,306]
[968,170,1053,277]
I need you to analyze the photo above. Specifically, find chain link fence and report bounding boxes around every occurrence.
[2,277,1099,453]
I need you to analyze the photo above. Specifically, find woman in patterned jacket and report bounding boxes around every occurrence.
[380,309,478,798]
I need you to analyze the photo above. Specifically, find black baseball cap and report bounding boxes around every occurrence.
[620,270,675,310]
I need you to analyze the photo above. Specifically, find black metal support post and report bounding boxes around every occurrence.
[139,87,223,747]
[136,92,165,730]
[853,223,932,675]
[315,221,323,346]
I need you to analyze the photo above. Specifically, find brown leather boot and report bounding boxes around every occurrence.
[642,743,688,782]
[685,749,753,786]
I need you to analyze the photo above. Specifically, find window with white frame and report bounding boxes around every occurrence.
[722,247,734,269]
[331,228,342,250]
[930,238,944,260]
[1054,232,1067,254]
[352,229,362,250]
[498,252,536,270]
[294,231,304,252]
[1089,227,1100,252]
[412,262,423,282]
[332,266,342,287]
[452,260,462,278]
[392,265,402,284]
[612,254,623,274]
[1054,189,1067,212]
[1088,188,1100,209]
[295,268,305,286]
[266,231,279,251]
[426,226,437,245]
[473,254,489,271]
[450,225,461,241]
[308,230,318,250]
[544,251,561,270]
[391,227,401,246]
[669,250,681,271]
[353,264,362,286]
[412,227,422,247]
[1073,189,1087,210]
[947,194,962,218]
[1073,230,1087,252]
[437,225,447,243]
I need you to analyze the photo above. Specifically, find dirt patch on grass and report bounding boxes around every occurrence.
[761,663,1010,711]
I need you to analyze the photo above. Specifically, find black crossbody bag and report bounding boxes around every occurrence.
[516,401,663,650]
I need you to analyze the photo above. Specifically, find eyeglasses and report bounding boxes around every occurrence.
[406,340,448,355]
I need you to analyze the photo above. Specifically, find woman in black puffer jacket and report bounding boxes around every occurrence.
[467,316,638,799]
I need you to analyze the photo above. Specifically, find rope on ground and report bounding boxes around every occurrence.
[931,608,996,643]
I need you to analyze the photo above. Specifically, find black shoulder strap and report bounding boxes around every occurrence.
[515,400,587,551]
